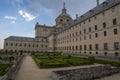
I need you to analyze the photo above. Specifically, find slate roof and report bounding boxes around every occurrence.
[56,0,120,33]
[5,36,35,42]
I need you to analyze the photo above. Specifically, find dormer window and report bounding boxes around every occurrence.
[67,19,69,22]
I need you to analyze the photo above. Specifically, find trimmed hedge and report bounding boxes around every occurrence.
[32,54,93,68]
[0,64,12,76]
[95,59,120,67]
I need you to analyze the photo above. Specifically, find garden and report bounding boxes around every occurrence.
[0,50,22,77]
[32,54,94,68]
[0,64,12,76]
[32,53,120,68]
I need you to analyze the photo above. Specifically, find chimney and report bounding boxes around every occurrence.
[76,14,78,19]
[97,0,99,6]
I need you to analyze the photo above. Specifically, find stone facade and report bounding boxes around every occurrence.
[4,0,120,57]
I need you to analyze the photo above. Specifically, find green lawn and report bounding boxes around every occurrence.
[0,64,12,76]
[32,54,93,68]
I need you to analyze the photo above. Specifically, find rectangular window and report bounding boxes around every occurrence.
[89,35,91,39]
[84,29,86,33]
[11,43,13,46]
[80,37,82,41]
[15,43,18,46]
[113,18,117,25]
[111,7,115,12]
[114,28,118,35]
[114,42,119,50]
[79,31,81,35]
[89,44,92,50]
[6,43,8,46]
[84,36,86,40]
[89,27,91,32]
[95,44,99,50]
[104,43,108,50]
[95,33,98,38]
[84,45,87,50]
[95,25,97,30]
[104,31,107,36]
[80,45,82,50]
[103,22,106,28]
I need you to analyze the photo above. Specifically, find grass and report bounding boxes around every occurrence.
[95,59,120,67]
[0,64,13,76]
[32,54,93,68]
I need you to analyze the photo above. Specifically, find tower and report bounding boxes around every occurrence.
[55,2,73,28]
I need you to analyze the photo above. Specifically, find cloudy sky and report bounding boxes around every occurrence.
[0,0,105,49]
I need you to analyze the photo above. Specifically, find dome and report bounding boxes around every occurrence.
[55,3,73,28]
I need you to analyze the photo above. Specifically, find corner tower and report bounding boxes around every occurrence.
[55,3,73,28]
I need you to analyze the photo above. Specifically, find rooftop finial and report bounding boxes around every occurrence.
[63,2,66,9]
[62,2,66,13]
[97,0,99,6]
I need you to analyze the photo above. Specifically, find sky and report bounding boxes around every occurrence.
[0,0,106,49]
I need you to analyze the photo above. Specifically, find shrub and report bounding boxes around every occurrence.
[88,56,95,63]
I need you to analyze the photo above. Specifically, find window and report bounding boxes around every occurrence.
[102,12,105,16]
[15,43,18,46]
[94,16,97,20]
[76,32,78,36]
[103,22,106,28]
[114,42,119,50]
[20,44,22,46]
[111,7,115,12]
[84,36,86,40]
[95,25,97,30]
[80,37,82,41]
[84,45,87,50]
[60,19,63,22]
[113,18,117,25]
[23,44,26,47]
[76,46,78,50]
[89,34,91,39]
[95,33,98,38]
[79,31,81,35]
[72,46,74,50]
[89,27,91,32]
[104,31,107,36]
[36,45,38,47]
[11,43,13,46]
[95,44,99,50]
[84,29,86,33]
[104,43,108,50]
[114,28,118,35]
[67,19,69,22]
[80,45,82,50]
[89,44,92,50]
[33,45,34,47]
[88,19,91,22]
[6,43,8,46]
[28,44,31,47]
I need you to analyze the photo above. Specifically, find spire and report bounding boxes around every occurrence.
[62,2,66,13]
[63,2,66,9]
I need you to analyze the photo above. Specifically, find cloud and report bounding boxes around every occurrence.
[18,10,36,21]
[11,21,16,24]
[4,16,16,20]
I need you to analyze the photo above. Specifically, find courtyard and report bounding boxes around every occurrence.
[15,55,120,80]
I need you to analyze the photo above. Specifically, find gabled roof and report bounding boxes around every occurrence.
[5,36,35,42]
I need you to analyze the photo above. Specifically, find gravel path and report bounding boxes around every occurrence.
[15,55,120,80]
